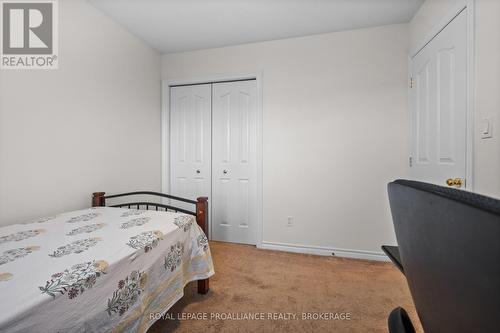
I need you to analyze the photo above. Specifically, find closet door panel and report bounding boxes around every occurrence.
[212,80,257,245]
[170,84,211,210]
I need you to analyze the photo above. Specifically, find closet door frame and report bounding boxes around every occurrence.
[162,72,263,247]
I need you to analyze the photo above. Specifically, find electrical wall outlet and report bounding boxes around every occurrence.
[286,216,294,227]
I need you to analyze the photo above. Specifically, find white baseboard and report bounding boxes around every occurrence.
[259,241,389,262]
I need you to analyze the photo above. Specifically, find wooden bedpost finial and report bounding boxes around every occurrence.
[92,192,106,207]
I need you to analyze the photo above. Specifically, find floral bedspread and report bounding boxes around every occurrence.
[0,207,214,333]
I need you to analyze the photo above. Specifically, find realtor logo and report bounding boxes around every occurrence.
[1,0,58,69]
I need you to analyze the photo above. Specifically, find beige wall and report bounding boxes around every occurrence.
[162,24,409,256]
[0,0,162,225]
[410,0,500,197]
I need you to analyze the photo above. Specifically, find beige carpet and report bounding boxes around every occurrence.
[148,241,423,333]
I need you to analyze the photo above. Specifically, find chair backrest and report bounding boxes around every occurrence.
[388,180,500,333]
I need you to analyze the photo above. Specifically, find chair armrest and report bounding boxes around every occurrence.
[382,245,404,274]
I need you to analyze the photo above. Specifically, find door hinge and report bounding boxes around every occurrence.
[409,156,413,167]
[409,77,414,89]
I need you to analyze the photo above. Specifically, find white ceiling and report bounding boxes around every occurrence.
[89,0,424,54]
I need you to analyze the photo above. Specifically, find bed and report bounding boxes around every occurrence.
[0,191,214,333]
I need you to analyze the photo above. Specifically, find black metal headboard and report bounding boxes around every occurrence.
[91,191,208,234]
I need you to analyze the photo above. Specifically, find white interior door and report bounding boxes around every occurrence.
[410,10,467,189]
[212,80,258,245]
[170,84,211,209]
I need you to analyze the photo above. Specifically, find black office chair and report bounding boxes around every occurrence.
[386,179,500,333]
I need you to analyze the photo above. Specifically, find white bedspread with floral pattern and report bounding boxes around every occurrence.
[0,207,214,333]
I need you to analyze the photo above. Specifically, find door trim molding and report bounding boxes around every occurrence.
[465,0,475,191]
[409,0,475,191]
[260,241,389,262]
[162,72,264,247]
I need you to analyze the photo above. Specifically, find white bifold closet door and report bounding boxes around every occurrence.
[170,84,211,210]
[170,80,257,245]
[212,80,258,245]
